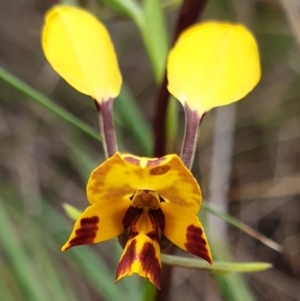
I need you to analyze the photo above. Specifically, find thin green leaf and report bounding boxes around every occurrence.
[0,67,101,141]
[0,66,153,155]
[115,86,153,156]
[142,281,157,301]
[62,203,82,220]
[99,0,143,27]
[165,97,178,153]
[202,201,282,252]
[142,0,169,83]
[1,197,83,301]
[0,181,130,301]
[162,0,182,10]
[41,200,131,301]
[0,259,18,301]
[210,240,257,301]
[161,254,272,273]
[0,198,51,301]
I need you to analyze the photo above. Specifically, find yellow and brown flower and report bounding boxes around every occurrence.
[41,5,261,288]
[62,152,212,288]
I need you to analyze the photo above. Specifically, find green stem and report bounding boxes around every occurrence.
[161,254,272,272]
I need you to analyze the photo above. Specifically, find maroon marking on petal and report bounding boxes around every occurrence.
[184,225,212,264]
[67,234,96,248]
[149,165,171,176]
[146,157,166,167]
[66,216,99,250]
[80,216,99,226]
[123,156,140,166]
[146,231,159,242]
[122,206,143,230]
[150,208,165,232]
[140,242,161,288]
[116,239,137,279]
[76,227,95,236]
[145,216,159,242]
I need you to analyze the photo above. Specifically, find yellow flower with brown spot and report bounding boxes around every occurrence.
[41,4,261,288]
[62,152,212,288]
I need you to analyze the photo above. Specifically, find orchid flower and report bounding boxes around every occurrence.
[61,152,212,288]
[42,5,260,288]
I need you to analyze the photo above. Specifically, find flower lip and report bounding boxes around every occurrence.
[116,233,162,288]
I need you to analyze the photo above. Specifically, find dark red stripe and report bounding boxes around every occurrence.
[184,225,212,264]
[116,239,137,279]
[140,242,161,288]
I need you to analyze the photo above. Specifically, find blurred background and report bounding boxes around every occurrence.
[0,0,300,300]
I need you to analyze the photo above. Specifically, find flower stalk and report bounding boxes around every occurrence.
[153,0,209,158]
[180,106,205,169]
[94,99,118,158]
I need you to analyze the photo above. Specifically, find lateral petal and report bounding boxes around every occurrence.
[167,22,260,115]
[161,202,213,264]
[115,234,161,288]
[62,198,130,251]
[42,5,122,101]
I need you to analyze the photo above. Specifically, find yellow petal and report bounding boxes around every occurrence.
[115,234,161,288]
[161,202,213,264]
[167,22,260,115]
[42,5,122,101]
[87,152,201,213]
[62,198,130,251]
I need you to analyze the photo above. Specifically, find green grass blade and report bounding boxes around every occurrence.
[100,0,143,27]
[141,0,169,83]
[62,203,82,220]
[41,200,130,301]
[211,241,257,301]
[143,281,157,301]
[165,97,179,153]
[161,254,272,273]
[0,66,101,141]
[202,201,282,252]
[0,66,152,155]
[115,86,153,156]
[31,245,81,301]
[66,248,126,301]
[0,259,17,301]
[0,198,51,301]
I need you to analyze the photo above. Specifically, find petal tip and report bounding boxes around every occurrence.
[184,224,213,263]
[61,243,70,252]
